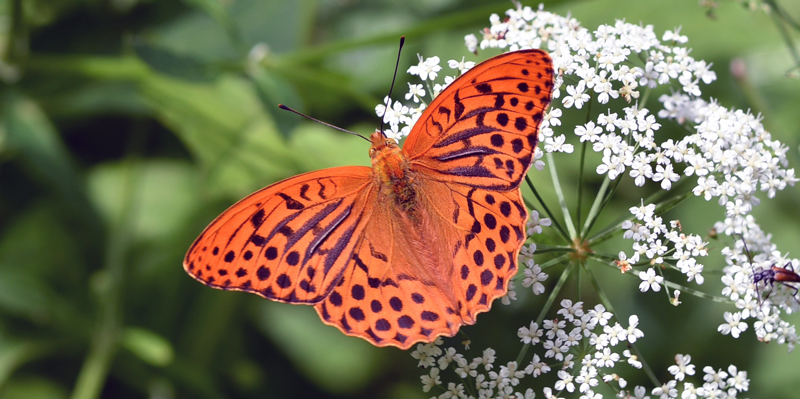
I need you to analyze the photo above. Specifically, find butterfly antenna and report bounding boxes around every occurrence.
[379,36,406,137]
[278,104,370,142]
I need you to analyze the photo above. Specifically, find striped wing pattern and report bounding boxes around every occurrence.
[184,168,373,304]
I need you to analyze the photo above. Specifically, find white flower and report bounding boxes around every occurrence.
[652,164,680,190]
[651,379,677,399]
[420,367,441,392]
[525,354,550,377]
[411,342,438,368]
[557,299,585,322]
[639,268,663,292]
[624,350,643,369]
[447,56,475,74]
[407,54,442,81]
[626,315,645,343]
[667,354,695,381]
[726,365,749,391]
[464,34,478,53]
[522,260,548,295]
[554,370,576,392]
[545,134,574,153]
[630,200,656,222]
[575,121,603,142]
[718,311,748,338]
[527,210,552,235]
[563,80,590,109]
[404,83,425,103]
[518,321,543,345]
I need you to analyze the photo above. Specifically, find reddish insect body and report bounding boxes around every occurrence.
[753,263,800,302]
[740,234,800,305]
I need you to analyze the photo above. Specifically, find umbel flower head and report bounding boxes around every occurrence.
[377,3,796,398]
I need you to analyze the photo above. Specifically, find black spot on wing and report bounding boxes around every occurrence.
[277,193,304,210]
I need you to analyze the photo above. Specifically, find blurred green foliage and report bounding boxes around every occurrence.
[0,0,799,398]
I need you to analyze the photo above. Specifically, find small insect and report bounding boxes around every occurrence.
[740,234,800,305]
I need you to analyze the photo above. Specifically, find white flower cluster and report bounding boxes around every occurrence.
[718,227,799,351]
[411,300,748,399]
[465,4,798,350]
[383,2,795,395]
[640,359,749,399]
[620,200,710,294]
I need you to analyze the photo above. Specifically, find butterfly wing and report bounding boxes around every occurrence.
[403,49,554,190]
[184,167,375,304]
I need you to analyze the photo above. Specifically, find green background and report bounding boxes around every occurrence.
[1,0,799,398]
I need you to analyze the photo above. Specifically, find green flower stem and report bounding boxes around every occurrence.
[526,174,570,242]
[660,279,732,304]
[652,188,693,215]
[765,0,800,71]
[547,152,577,239]
[576,93,595,230]
[70,139,142,399]
[577,140,588,230]
[584,169,627,242]
[581,176,611,239]
[638,85,652,110]
[533,245,575,255]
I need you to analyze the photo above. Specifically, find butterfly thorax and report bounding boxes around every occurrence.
[369,130,418,214]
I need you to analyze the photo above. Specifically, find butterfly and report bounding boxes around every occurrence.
[184,49,554,349]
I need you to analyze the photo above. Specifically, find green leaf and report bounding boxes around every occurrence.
[138,73,298,197]
[0,377,67,399]
[0,92,96,225]
[121,327,175,367]
[87,160,198,242]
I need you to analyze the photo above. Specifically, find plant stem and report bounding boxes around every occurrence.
[527,175,571,242]
[70,133,142,399]
[547,152,577,238]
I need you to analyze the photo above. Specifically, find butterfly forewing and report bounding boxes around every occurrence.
[404,49,554,191]
[184,168,374,304]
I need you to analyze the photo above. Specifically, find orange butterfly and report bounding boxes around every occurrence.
[184,49,554,349]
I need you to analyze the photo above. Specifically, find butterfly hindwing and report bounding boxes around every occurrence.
[312,173,528,349]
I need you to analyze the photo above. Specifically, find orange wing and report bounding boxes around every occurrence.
[184,167,375,304]
[404,49,554,190]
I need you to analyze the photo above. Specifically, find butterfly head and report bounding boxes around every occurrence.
[368,130,400,159]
